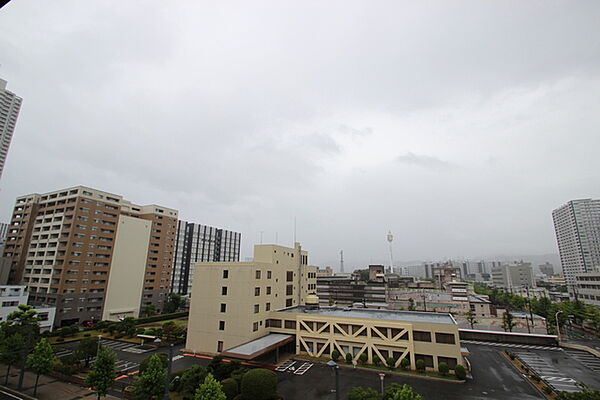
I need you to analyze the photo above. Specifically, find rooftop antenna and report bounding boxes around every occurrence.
[259,231,264,244]
[340,250,344,273]
[293,216,297,243]
[387,230,395,274]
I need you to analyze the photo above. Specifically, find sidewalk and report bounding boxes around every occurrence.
[0,365,119,400]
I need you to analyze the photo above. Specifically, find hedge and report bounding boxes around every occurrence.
[133,311,188,325]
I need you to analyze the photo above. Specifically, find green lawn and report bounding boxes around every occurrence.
[137,317,188,329]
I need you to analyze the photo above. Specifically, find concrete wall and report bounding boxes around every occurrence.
[102,215,151,321]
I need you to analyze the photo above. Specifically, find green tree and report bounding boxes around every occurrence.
[438,362,449,376]
[221,377,239,400]
[400,357,410,370]
[386,356,396,370]
[240,368,277,400]
[502,310,516,332]
[408,298,415,311]
[415,359,425,372]
[465,309,477,329]
[331,349,340,361]
[85,347,117,400]
[143,304,156,317]
[555,390,600,399]
[26,338,55,396]
[140,352,168,374]
[133,354,166,400]
[0,332,24,385]
[179,364,208,398]
[194,373,226,400]
[384,383,423,400]
[455,365,467,380]
[117,317,136,337]
[348,386,381,400]
[4,305,40,337]
[78,336,99,367]
[346,352,353,364]
[359,353,368,364]
[164,293,185,313]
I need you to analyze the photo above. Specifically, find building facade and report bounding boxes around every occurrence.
[553,199,600,293]
[0,79,22,181]
[186,242,316,355]
[0,285,55,331]
[491,263,534,289]
[2,186,177,326]
[574,270,600,307]
[172,220,241,295]
[539,262,554,277]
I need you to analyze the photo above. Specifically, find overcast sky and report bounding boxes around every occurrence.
[1,1,599,269]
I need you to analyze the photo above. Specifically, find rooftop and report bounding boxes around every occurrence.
[278,306,456,325]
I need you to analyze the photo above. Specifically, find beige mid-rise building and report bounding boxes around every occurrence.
[2,186,177,326]
[186,242,316,354]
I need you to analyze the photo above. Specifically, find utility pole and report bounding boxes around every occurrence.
[163,344,174,400]
[526,286,535,332]
[422,294,427,312]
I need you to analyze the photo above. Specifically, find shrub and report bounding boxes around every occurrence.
[345,353,353,364]
[438,362,449,376]
[56,338,64,342]
[221,378,239,400]
[373,355,382,366]
[400,357,410,370]
[416,359,425,372]
[83,333,91,337]
[508,352,515,360]
[359,353,368,364]
[531,375,541,383]
[331,350,340,361]
[543,386,553,395]
[386,357,396,370]
[240,369,277,400]
[454,365,466,380]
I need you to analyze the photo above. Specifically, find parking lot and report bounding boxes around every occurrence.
[513,347,600,393]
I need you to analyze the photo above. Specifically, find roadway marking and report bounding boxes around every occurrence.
[461,340,561,351]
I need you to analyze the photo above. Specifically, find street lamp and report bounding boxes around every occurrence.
[326,360,340,400]
[379,373,385,395]
[555,310,563,344]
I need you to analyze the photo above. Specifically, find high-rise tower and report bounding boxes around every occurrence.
[552,199,600,296]
[0,78,22,181]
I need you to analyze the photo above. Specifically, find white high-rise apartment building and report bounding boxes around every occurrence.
[0,79,22,180]
[552,199,600,294]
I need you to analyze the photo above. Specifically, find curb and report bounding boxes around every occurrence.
[0,385,37,400]
[501,351,549,400]
[561,342,600,359]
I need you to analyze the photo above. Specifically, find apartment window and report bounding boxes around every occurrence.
[253,322,259,332]
[254,287,260,296]
[266,319,281,328]
[413,331,432,342]
[286,298,293,307]
[435,333,456,344]
[254,304,259,313]
[217,341,223,352]
[286,271,294,282]
[284,320,296,329]
[223,270,229,279]
[255,270,261,279]
[266,286,272,295]
[219,321,225,331]
[286,285,293,296]
[266,302,271,311]
[221,287,228,296]
[220,303,226,313]
[267,271,272,279]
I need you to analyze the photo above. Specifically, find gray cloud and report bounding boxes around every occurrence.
[396,152,456,171]
[0,1,599,268]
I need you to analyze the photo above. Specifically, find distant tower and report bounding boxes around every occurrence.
[387,231,395,273]
[340,250,344,273]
